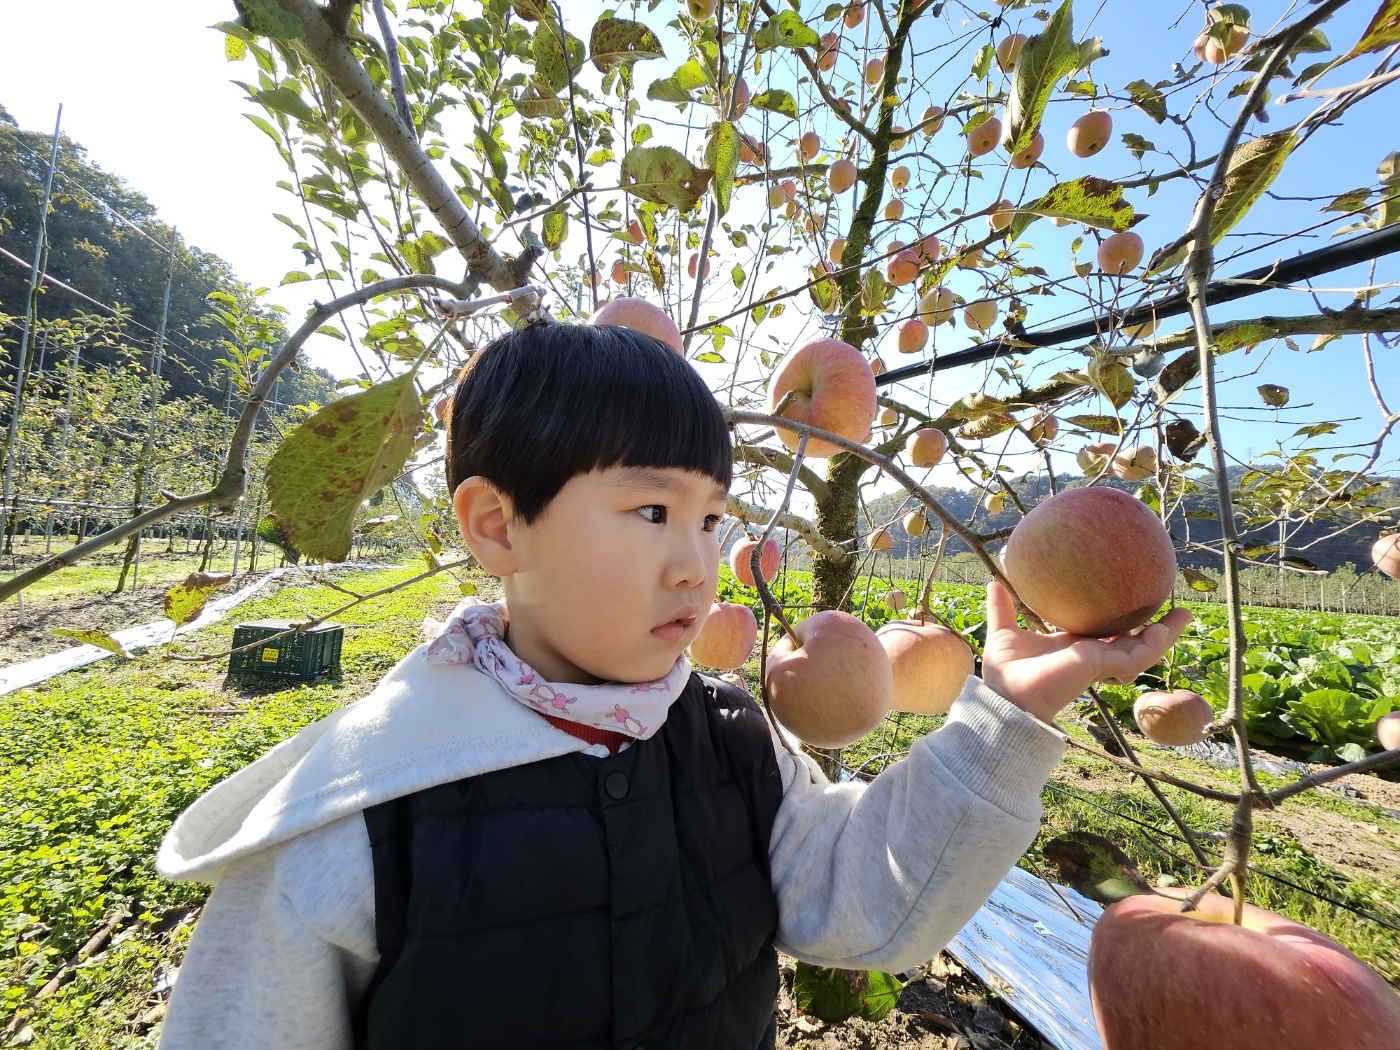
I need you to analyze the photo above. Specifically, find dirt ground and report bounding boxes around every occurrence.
[774,953,1051,1050]
[0,583,177,667]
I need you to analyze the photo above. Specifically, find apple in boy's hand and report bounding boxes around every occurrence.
[688,602,757,671]
[767,338,878,458]
[730,537,780,587]
[764,610,892,748]
[1088,886,1400,1050]
[589,297,685,354]
[877,619,974,715]
[999,486,1177,638]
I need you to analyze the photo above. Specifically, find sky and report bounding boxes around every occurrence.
[2,0,1397,509]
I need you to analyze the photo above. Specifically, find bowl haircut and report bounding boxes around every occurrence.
[446,321,732,525]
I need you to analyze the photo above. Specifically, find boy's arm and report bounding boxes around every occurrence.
[767,676,1063,974]
[157,815,378,1050]
[767,582,1193,973]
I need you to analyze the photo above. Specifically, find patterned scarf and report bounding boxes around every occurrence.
[421,597,689,742]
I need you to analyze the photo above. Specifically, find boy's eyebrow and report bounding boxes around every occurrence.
[612,466,729,500]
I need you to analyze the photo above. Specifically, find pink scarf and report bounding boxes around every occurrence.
[421,597,689,742]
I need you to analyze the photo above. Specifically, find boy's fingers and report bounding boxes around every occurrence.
[985,580,1018,636]
[1093,607,1194,681]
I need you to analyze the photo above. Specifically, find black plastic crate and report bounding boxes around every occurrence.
[229,619,343,681]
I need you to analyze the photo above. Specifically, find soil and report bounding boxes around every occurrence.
[0,583,177,667]
[775,953,1050,1050]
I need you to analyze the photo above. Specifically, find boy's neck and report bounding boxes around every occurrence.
[502,620,606,686]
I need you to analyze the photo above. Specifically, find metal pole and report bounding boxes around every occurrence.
[2,105,61,617]
[130,233,176,588]
[45,327,84,554]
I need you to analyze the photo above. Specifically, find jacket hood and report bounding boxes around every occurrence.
[156,645,591,884]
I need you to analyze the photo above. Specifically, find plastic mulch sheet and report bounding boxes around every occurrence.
[946,864,1106,1050]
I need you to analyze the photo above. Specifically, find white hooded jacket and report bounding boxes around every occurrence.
[154,643,1066,1049]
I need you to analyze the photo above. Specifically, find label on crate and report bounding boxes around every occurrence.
[261,647,280,663]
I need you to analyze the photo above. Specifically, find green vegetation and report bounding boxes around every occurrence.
[0,564,470,1047]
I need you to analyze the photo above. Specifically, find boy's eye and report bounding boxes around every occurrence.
[637,506,724,531]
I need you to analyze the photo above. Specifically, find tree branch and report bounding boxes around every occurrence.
[0,274,477,603]
[734,443,830,502]
[272,0,519,289]
[725,494,849,563]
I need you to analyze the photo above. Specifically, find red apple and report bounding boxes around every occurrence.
[1000,486,1177,637]
[1068,110,1113,157]
[590,297,684,354]
[965,117,1002,157]
[1089,886,1400,1050]
[877,619,974,715]
[1098,231,1145,275]
[868,527,894,552]
[828,157,857,193]
[1372,534,1400,580]
[1009,131,1044,169]
[1113,445,1158,482]
[897,318,929,354]
[688,602,758,671]
[907,427,947,468]
[1077,441,1117,475]
[764,610,893,748]
[1027,413,1058,447]
[730,536,780,587]
[1378,710,1400,750]
[767,337,878,458]
[1133,689,1214,746]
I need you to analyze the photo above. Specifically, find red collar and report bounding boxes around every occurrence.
[541,713,632,755]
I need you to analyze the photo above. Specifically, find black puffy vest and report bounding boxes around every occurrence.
[351,673,785,1050]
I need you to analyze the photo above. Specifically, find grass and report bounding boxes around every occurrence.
[0,563,472,1048]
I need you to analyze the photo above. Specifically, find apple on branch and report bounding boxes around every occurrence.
[1089,886,1400,1050]
[764,610,893,748]
[688,602,758,671]
[590,297,684,354]
[877,619,975,715]
[730,535,780,587]
[767,337,878,459]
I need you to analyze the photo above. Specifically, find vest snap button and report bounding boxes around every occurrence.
[604,771,629,800]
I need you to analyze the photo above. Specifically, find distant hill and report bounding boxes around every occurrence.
[0,104,261,401]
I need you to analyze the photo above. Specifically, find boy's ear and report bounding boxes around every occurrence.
[452,477,519,577]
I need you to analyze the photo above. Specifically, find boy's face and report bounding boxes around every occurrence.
[458,465,729,685]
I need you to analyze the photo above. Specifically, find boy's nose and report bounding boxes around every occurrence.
[664,532,711,590]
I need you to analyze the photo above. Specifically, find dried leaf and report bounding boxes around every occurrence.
[588,16,664,74]
[1182,567,1219,592]
[1007,176,1137,241]
[165,572,234,628]
[619,145,711,211]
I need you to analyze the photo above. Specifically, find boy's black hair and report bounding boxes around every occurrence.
[446,321,732,524]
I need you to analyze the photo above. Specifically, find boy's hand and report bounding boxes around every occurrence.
[980,580,1193,725]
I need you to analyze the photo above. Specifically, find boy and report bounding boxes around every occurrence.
[156,322,1189,1049]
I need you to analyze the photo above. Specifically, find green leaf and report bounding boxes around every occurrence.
[255,515,301,563]
[705,121,739,217]
[280,270,311,285]
[1064,413,1123,434]
[1182,567,1219,593]
[589,17,665,74]
[1343,0,1400,61]
[533,20,587,93]
[164,572,233,628]
[224,31,248,61]
[1124,79,1168,123]
[233,0,305,39]
[1003,0,1082,154]
[810,264,838,313]
[619,145,712,211]
[749,89,798,119]
[49,628,132,661]
[1257,383,1290,407]
[255,85,315,124]
[1150,130,1297,273]
[267,373,426,562]
[792,963,904,1024]
[397,231,452,275]
[754,11,820,52]
[1007,176,1136,240]
[509,0,553,20]
[1042,831,1156,905]
[516,78,568,119]
[647,59,709,104]
[1087,358,1135,409]
[541,205,568,250]
[1378,152,1400,228]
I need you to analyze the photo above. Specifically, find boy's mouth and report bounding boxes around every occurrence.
[651,609,697,641]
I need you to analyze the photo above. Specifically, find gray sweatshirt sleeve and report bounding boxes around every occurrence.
[767,676,1066,974]
[156,815,379,1050]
